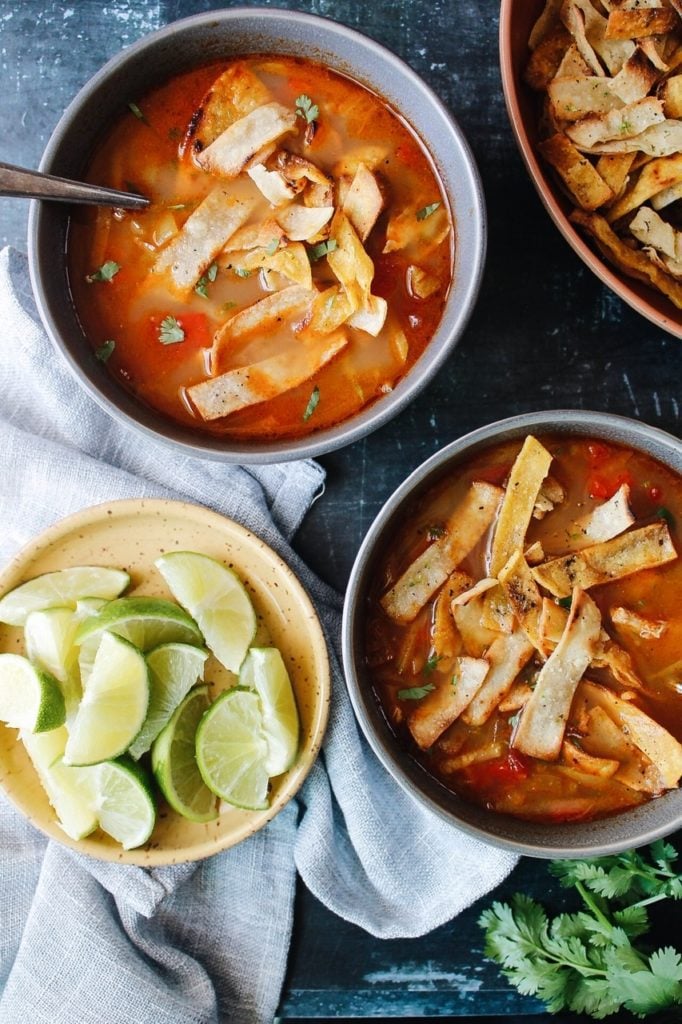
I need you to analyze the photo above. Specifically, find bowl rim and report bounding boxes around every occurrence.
[0,496,331,864]
[498,0,682,340]
[28,5,486,464]
[342,409,682,857]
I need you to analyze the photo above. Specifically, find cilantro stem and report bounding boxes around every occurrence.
[575,880,613,930]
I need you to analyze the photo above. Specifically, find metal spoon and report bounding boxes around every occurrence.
[0,161,149,211]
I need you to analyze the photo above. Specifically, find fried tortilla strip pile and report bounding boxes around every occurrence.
[182,62,272,156]
[196,102,297,178]
[380,482,503,624]
[210,285,315,374]
[408,657,490,749]
[462,631,535,726]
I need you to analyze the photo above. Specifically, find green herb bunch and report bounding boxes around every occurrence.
[479,841,682,1019]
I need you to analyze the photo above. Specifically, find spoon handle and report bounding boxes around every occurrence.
[0,161,149,210]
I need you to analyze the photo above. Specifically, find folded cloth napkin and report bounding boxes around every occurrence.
[0,246,518,1024]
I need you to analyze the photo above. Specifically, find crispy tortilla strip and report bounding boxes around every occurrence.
[450,577,498,607]
[347,294,388,336]
[305,180,335,208]
[189,330,347,421]
[440,742,506,775]
[630,205,682,260]
[538,133,615,209]
[533,475,565,519]
[211,285,314,373]
[490,435,553,576]
[532,521,677,597]
[609,46,661,104]
[662,74,682,119]
[342,163,385,241]
[153,189,254,294]
[580,679,682,787]
[223,220,285,253]
[498,550,545,652]
[606,8,678,40]
[606,151,682,220]
[247,163,297,206]
[584,119,682,156]
[566,483,635,550]
[239,242,313,290]
[530,0,565,49]
[611,605,668,638]
[380,482,504,624]
[562,0,606,75]
[555,42,592,77]
[570,209,682,309]
[327,210,375,308]
[596,153,637,198]
[461,631,535,726]
[383,204,450,254]
[565,96,664,148]
[547,76,624,120]
[408,657,490,750]
[592,636,644,690]
[453,596,501,658]
[562,738,619,777]
[640,36,671,74]
[275,151,331,187]
[562,0,635,75]
[525,540,546,565]
[333,145,390,178]
[183,62,272,156]
[580,704,664,794]
[407,265,440,299]
[431,573,472,659]
[498,682,533,713]
[275,204,334,241]
[480,589,516,634]
[525,24,573,90]
[302,285,355,336]
[512,590,602,760]
[651,179,682,209]
[539,597,570,648]
[196,102,297,179]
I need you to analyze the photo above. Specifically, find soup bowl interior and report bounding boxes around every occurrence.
[29,8,485,463]
[499,0,682,339]
[342,410,682,857]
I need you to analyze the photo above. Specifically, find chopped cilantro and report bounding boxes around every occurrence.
[265,238,280,256]
[507,710,521,730]
[295,94,319,124]
[427,523,445,540]
[86,260,120,284]
[128,101,148,125]
[397,684,436,701]
[656,506,675,528]
[95,339,115,363]
[308,238,337,262]
[303,385,320,422]
[416,201,441,221]
[195,262,218,298]
[557,596,573,609]
[158,315,185,345]
[423,653,443,675]
[234,267,251,278]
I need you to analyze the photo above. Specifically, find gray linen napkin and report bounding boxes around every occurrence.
[0,246,517,1023]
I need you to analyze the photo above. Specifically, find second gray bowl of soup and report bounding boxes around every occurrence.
[29,8,485,463]
[342,410,682,857]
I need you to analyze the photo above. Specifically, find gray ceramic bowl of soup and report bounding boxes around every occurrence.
[28,8,485,463]
[342,410,682,857]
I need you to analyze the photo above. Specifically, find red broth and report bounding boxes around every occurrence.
[364,436,682,824]
[68,56,453,440]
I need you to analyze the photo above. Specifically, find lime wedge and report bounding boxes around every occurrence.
[155,552,256,674]
[152,684,218,822]
[195,687,269,810]
[64,631,149,766]
[75,597,203,685]
[240,647,299,775]
[95,757,156,850]
[0,653,65,732]
[22,728,98,840]
[129,643,209,760]
[24,606,82,716]
[0,566,129,626]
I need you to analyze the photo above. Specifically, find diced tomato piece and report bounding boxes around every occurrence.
[465,751,530,788]
[587,441,611,466]
[649,485,663,502]
[395,142,423,170]
[587,470,634,500]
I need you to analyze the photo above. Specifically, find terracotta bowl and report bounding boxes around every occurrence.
[29,8,485,463]
[342,410,682,858]
[500,0,682,339]
[0,499,330,865]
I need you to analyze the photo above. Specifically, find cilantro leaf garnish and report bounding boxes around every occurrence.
[303,385,320,422]
[397,684,436,701]
[656,506,675,528]
[308,239,337,262]
[158,315,185,345]
[265,238,280,256]
[86,260,120,284]
[423,653,443,675]
[234,267,251,278]
[128,101,148,125]
[295,94,319,124]
[195,262,218,298]
[557,595,573,609]
[416,201,441,221]
[95,339,115,363]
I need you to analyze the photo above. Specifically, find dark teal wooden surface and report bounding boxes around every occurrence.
[1,1,680,1019]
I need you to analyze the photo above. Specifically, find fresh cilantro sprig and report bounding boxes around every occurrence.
[158,315,185,345]
[295,94,319,124]
[195,262,218,298]
[479,842,682,1019]
[302,385,320,422]
[397,684,435,701]
[86,260,120,284]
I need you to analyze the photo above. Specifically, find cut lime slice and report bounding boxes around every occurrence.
[75,597,203,685]
[95,757,156,850]
[155,552,256,674]
[64,631,149,766]
[240,647,299,776]
[24,606,82,716]
[0,566,129,626]
[0,653,65,732]
[151,684,218,822]
[129,643,209,760]
[22,728,98,840]
[195,687,269,810]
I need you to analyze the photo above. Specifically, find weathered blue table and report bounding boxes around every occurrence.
[1,1,680,1020]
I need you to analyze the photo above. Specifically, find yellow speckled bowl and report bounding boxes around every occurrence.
[0,499,330,865]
